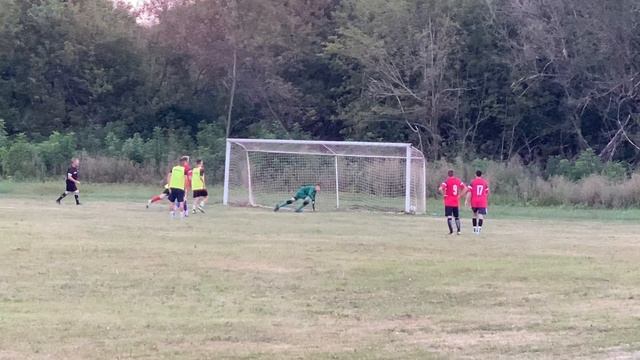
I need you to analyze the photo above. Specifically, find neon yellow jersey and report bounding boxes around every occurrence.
[169,166,186,190]
[192,167,205,190]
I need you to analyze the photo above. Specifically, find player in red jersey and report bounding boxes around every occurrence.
[466,170,490,234]
[439,169,467,235]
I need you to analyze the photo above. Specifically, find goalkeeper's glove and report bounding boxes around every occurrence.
[312,200,316,212]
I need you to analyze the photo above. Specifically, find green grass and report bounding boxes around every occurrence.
[1,182,640,359]
[3,180,640,221]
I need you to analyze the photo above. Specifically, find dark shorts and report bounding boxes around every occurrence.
[193,189,208,198]
[472,207,488,215]
[168,188,185,203]
[445,206,459,218]
[162,188,170,196]
[66,181,78,192]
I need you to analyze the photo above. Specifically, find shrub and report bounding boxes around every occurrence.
[3,134,44,179]
[121,133,146,164]
[37,131,77,175]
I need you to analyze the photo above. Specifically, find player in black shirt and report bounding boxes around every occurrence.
[56,158,81,205]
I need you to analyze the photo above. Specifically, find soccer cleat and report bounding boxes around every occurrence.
[274,204,280,212]
[56,199,61,205]
[197,205,206,213]
[146,201,151,209]
[457,231,461,235]
[295,208,303,213]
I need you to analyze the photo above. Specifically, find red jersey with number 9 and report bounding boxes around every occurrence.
[469,178,490,208]
[441,177,465,207]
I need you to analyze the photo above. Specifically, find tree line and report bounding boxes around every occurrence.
[1,0,639,182]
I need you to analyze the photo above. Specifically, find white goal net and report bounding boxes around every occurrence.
[223,139,426,214]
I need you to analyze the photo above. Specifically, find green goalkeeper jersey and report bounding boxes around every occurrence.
[295,185,317,201]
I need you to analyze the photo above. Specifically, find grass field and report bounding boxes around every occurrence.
[1,182,640,359]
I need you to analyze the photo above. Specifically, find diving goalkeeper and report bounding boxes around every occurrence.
[274,184,321,213]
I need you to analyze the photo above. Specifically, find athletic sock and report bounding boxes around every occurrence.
[472,218,477,232]
[56,193,67,202]
[151,195,162,203]
[478,219,484,232]
[447,218,453,234]
[455,218,461,232]
[74,195,80,205]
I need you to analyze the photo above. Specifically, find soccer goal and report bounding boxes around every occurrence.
[223,138,427,214]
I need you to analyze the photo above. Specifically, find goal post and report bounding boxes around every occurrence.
[223,138,427,214]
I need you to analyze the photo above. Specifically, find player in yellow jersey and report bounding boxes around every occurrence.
[167,156,190,218]
[191,159,209,214]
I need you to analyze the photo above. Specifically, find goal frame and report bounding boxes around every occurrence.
[222,138,427,213]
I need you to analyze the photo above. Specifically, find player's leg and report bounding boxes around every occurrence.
[147,195,160,208]
[74,190,81,205]
[183,191,189,217]
[472,209,478,234]
[192,195,199,214]
[477,209,486,233]
[454,207,461,234]
[295,196,311,213]
[197,190,208,213]
[445,207,454,234]
[275,197,297,211]
[168,190,177,217]
[56,191,68,204]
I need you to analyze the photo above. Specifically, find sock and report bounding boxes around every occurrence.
[184,202,188,212]
[74,194,80,205]
[455,218,461,232]
[56,193,67,202]
[472,218,478,233]
[447,218,453,234]
[151,195,162,203]
[478,219,484,232]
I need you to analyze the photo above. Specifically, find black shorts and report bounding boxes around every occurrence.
[66,182,78,192]
[168,188,185,203]
[162,188,170,196]
[193,189,208,198]
[445,206,459,218]
[472,207,488,215]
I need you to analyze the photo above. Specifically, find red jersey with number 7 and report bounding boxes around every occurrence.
[469,178,490,208]
[441,177,465,207]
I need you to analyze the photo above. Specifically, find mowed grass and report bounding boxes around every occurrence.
[1,183,640,359]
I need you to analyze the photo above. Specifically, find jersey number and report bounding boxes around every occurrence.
[476,185,484,196]
[452,185,458,196]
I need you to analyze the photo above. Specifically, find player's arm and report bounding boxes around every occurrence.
[68,173,80,184]
[166,172,172,189]
[438,183,446,196]
[464,186,472,208]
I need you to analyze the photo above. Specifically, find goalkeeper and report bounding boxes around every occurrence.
[274,184,320,213]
